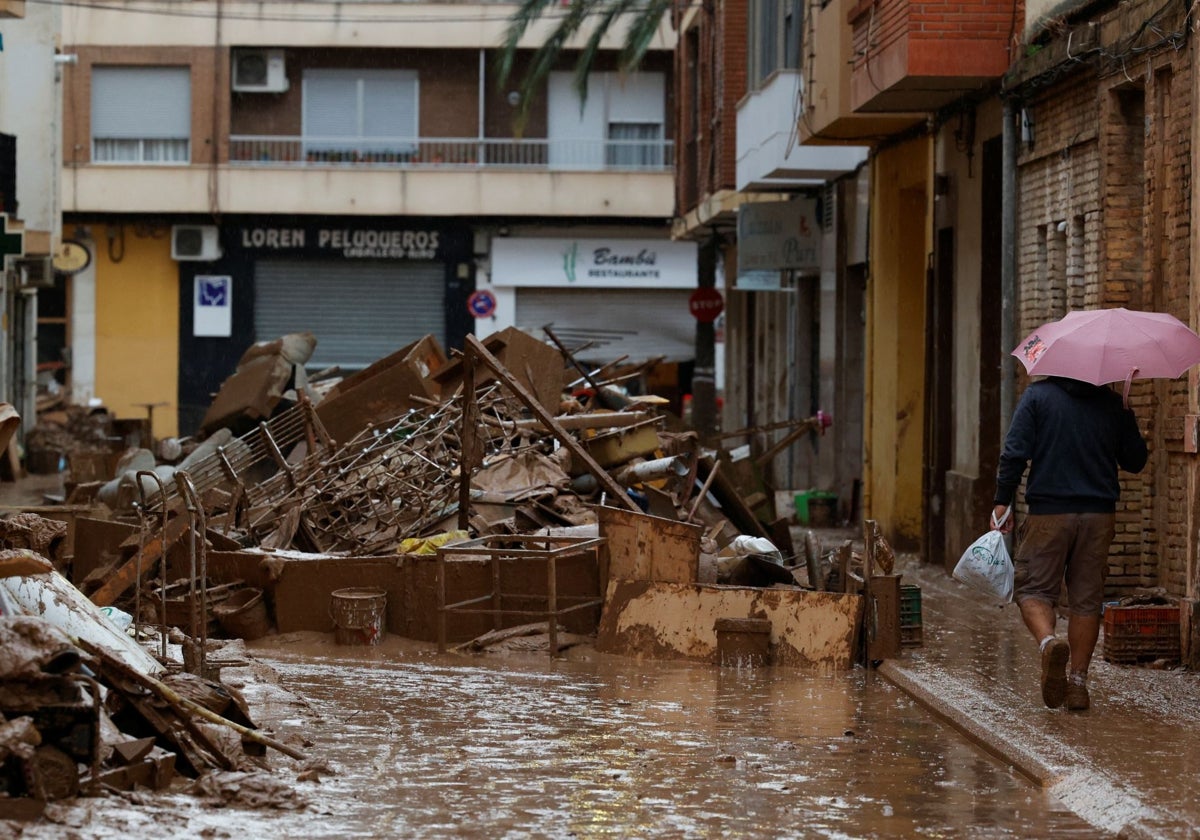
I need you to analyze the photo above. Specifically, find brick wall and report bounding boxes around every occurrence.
[1016,42,1193,598]
[674,0,743,215]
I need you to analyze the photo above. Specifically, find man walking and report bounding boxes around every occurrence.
[992,376,1147,711]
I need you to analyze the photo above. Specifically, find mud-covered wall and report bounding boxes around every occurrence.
[865,136,931,550]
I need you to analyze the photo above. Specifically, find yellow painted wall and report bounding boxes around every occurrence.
[865,137,931,548]
[91,223,180,439]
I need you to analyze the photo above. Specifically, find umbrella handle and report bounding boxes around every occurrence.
[1122,367,1138,409]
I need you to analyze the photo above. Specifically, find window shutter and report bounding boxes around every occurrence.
[91,66,191,139]
[302,71,360,138]
[362,70,418,139]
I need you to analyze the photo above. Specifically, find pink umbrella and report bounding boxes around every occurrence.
[1013,308,1200,402]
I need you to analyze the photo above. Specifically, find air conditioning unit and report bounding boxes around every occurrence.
[15,257,53,288]
[232,49,288,93]
[171,225,223,261]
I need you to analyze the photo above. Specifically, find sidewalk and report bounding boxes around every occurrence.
[883,556,1200,838]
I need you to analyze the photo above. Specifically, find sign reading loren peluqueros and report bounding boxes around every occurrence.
[238,225,442,260]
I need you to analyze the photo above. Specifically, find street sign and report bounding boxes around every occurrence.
[688,287,724,322]
[467,289,497,319]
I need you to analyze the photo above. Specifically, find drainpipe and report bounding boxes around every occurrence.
[1000,99,1018,439]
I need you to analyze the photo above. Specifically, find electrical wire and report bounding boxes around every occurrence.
[17,0,628,25]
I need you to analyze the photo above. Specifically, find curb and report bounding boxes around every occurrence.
[877,660,1056,785]
[878,660,1172,838]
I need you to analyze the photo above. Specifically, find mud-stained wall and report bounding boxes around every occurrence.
[1016,42,1192,598]
[225,551,602,643]
[866,136,931,550]
[88,222,180,438]
[596,580,862,671]
[934,101,1005,569]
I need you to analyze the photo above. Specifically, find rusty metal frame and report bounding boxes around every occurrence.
[436,535,605,658]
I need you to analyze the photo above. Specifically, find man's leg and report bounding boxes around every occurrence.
[1019,598,1057,643]
[1066,614,1100,673]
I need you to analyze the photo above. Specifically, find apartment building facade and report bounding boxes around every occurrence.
[672,0,866,501]
[57,2,683,436]
[0,0,64,434]
[801,0,1014,553]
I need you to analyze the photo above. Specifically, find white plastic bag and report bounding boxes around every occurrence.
[952,507,1014,604]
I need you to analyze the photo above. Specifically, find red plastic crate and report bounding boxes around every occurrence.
[1102,605,1181,664]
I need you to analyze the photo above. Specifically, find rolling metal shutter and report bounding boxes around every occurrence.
[514,288,695,364]
[254,260,444,370]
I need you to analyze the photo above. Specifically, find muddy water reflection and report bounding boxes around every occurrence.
[256,642,1096,838]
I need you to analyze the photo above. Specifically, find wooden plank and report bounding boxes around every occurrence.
[868,574,902,662]
[89,515,190,607]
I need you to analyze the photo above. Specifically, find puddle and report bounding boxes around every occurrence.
[241,639,1099,838]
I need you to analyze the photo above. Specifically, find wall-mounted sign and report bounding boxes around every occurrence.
[236,225,444,260]
[737,199,820,278]
[194,275,232,337]
[468,289,497,319]
[52,240,92,274]
[491,237,697,289]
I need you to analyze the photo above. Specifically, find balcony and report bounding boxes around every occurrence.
[800,0,927,144]
[64,137,677,218]
[848,0,1014,112]
[736,70,868,192]
[227,136,675,172]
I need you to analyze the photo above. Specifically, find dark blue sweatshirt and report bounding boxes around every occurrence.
[994,377,1148,514]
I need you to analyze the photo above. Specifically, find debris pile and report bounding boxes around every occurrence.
[0,324,867,810]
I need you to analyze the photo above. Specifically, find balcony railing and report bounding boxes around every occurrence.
[228,136,675,171]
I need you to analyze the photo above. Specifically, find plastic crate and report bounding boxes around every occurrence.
[794,491,838,526]
[1102,605,1180,664]
[900,584,923,647]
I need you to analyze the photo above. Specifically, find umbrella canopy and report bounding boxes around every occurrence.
[1012,307,1200,386]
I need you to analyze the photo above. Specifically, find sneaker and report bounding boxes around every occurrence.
[1065,674,1090,711]
[1040,639,1070,708]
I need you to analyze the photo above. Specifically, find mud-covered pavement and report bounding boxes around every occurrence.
[8,632,1101,838]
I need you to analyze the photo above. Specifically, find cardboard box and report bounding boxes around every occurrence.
[432,327,564,413]
[316,335,447,444]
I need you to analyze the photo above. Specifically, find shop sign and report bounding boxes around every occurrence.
[194,275,232,337]
[737,199,820,277]
[491,238,697,289]
[238,225,442,260]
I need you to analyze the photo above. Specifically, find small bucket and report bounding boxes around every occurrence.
[331,587,387,646]
[714,617,772,667]
[213,588,270,641]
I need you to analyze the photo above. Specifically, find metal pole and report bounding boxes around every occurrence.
[1000,99,1019,438]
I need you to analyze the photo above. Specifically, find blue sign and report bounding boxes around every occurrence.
[198,276,229,306]
[194,275,232,337]
[468,289,497,319]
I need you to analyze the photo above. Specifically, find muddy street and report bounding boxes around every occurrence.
[177,637,1096,838]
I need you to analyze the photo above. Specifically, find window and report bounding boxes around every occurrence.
[302,69,418,162]
[607,122,663,168]
[748,0,804,87]
[91,66,191,163]
[548,72,666,170]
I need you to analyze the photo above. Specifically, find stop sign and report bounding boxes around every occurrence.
[688,287,724,322]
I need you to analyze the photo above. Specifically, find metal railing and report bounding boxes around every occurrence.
[228,135,675,172]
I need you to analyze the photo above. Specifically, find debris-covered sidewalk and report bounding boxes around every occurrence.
[880,556,1200,839]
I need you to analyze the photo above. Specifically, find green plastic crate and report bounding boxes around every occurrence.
[794,490,838,525]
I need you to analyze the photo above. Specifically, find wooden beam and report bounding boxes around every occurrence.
[465,335,638,511]
[90,515,189,607]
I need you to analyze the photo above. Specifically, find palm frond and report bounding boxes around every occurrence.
[495,0,670,134]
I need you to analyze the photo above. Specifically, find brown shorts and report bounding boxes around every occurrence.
[1013,512,1115,616]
